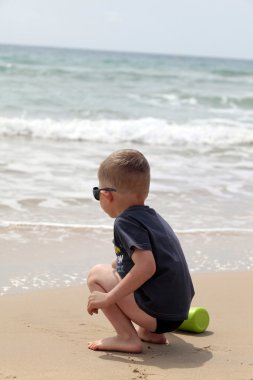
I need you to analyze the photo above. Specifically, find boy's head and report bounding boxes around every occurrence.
[98,149,150,200]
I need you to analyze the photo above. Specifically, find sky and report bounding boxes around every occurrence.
[0,0,253,60]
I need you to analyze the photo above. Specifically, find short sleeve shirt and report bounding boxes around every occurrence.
[113,205,195,321]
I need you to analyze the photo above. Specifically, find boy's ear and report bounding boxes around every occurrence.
[101,190,114,202]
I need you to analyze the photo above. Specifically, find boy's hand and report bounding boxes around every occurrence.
[87,291,109,315]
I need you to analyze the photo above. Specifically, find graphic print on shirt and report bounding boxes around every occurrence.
[115,245,125,275]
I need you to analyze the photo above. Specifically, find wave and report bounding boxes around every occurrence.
[210,68,253,78]
[0,221,113,232]
[1,221,253,235]
[0,116,253,148]
[129,92,253,109]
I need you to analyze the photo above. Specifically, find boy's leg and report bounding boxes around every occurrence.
[87,264,142,353]
[117,296,168,345]
[87,264,167,352]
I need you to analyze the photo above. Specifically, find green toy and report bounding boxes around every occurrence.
[178,307,210,333]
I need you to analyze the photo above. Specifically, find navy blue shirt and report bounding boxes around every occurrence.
[114,205,194,321]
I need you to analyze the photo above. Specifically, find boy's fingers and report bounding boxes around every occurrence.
[89,309,98,315]
[87,304,98,315]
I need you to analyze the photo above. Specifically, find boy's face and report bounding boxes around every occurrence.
[98,183,118,218]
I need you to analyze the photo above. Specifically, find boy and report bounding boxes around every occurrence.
[87,149,194,353]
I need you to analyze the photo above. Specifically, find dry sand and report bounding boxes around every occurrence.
[0,272,253,380]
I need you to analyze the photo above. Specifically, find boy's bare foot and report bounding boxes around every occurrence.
[88,335,142,353]
[137,327,168,344]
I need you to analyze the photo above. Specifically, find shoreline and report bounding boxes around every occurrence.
[0,271,253,379]
[1,226,253,296]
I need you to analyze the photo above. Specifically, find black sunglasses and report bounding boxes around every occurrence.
[93,187,117,201]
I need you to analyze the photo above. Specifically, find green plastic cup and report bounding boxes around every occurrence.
[178,307,209,333]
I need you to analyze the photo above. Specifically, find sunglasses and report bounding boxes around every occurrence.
[93,187,117,201]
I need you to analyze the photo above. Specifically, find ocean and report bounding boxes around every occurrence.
[0,44,253,294]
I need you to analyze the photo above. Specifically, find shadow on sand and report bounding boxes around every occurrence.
[99,331,213,371]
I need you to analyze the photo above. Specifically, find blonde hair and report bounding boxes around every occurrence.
[98,149,150,197]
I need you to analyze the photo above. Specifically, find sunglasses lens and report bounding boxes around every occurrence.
[93,187,100,201]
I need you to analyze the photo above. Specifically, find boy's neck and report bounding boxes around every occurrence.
[114,194,146,217]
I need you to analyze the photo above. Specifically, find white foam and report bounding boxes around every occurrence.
[0,116,252,148]
[1,221,253,234]
[0,220,113,232]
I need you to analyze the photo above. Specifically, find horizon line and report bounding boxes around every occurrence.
[1,41,253,63]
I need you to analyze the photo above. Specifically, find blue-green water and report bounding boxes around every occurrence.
[1,44,253,124]
[0,44,253,294]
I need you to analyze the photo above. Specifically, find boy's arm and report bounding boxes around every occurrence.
[108,249,156,303]
[87,249,156,314]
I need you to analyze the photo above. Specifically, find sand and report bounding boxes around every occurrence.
[0,272,253,380]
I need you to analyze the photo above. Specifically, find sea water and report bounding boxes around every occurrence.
[0,44,253,294]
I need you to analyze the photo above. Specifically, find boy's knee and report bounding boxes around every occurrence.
[87,264,106,288]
